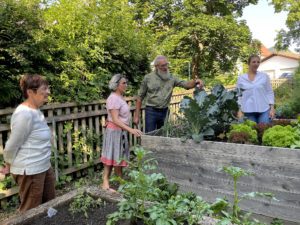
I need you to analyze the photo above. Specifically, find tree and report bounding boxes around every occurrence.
[153,0,258,78]
[271,0,300,52]
[41,0,152,102]
[0,0,46,107]
[0,0,152,106]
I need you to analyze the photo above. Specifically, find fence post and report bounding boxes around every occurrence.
[51,118,59,182]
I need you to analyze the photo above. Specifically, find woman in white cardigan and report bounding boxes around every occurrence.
[236,55,275,124]
[0,74,55,212]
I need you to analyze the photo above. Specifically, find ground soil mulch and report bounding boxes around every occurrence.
[19,200,119,225]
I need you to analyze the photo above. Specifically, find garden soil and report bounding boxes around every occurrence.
[20,200,120,225]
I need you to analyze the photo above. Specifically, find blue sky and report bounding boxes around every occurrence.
[240,0,288,49]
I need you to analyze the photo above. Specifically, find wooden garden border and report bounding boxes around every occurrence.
[141,135,300,223]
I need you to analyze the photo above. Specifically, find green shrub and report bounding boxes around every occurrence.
[262,125,296,147]
[227,121,258,144]
[290,66,300,114]
[243,119,256,128]
[276,103,297,119]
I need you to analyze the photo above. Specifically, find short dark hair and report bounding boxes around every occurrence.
[20,74,48,98]
[247,54,260,65]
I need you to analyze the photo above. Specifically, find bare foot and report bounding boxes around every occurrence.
[101,186,117,194]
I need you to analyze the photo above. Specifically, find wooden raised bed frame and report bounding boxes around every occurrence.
[141,135,300,223]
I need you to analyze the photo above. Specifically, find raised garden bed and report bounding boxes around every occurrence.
[1,186,221,225]
[141,135,300,224]
[1,187,122,225]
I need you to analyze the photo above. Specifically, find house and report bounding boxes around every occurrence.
[259,48,300,79]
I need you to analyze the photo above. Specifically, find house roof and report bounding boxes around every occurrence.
[261,51,300,62]
[260,45,272,58]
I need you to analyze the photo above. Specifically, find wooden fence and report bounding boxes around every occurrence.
[271,78,294,89]
[0,90,193,203]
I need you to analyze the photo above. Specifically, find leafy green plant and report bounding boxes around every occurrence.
[0,195,19,211]
[262,125,297,147]
[219,166,277,225]
[107,146,179,224]
[69,192,103,218]
[145,192,212,225]
[56,175,73,189]
[107,148,273,225]
[0,175,15,190]
[179,84,239,142]
[270,218,284,225]
[107,147,214,225]
[275,103,297,119]
[227,121,258,144]
[291,117,300,149]
[62,122,100,167]
[160,114,190,138]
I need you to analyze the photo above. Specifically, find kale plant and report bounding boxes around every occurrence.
[180,84,239,142]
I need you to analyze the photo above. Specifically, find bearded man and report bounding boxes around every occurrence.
[133,55,203,133]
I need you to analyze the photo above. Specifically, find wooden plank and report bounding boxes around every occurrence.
[65,108,73,168]
[51,118,59,181]
[157,163,300,206]
[0,186,19,200]
[56,109,64,161]
[62,158,101,175]
[73,107,79,165]
[154,154,300,193]
[0,108,15,115]
[150,149,300,179]
[45,109,107,123]
[175,181,300,223]
[94,105,101,155]
[88,105,93,162]
[81,106,87,163]
[148,145,300,195]
[142,136,300,165]
[0,124,10,132]
[36,96,137,111]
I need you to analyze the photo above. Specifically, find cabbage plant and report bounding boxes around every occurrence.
[180,84,239,142]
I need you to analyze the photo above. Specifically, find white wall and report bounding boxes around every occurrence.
[259,56,299,79]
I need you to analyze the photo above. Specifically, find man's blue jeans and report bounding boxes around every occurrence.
[145,106,169,133]
[244,109,271,124]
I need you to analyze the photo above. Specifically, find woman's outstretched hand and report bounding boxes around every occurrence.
[0,164,10,175]
[130,128,143,137]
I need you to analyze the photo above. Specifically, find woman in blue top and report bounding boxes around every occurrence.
[236,55,275,124]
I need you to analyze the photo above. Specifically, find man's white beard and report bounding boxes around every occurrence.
[157,68,170,77]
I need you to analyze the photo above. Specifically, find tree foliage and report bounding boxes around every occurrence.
[271,0,300,52]
[0,0,45,106]
[0,0,261,107]
[0,0,152,106]
[130,0,259,79]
